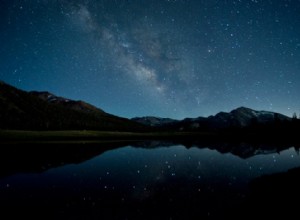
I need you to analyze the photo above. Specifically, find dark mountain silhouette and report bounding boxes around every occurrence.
[1,80,299,135]
[0,81,146,131]
[132,106,291,131]
[131,116,179,127]
[208,106,289,127]
[29,91,107,116]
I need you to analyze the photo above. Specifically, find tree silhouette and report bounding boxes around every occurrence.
[292,112,297,120]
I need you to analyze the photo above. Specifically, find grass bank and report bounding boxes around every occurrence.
[0,130,217,142]
[1,130,299,145]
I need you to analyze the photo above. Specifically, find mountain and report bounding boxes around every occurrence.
[131,116,179,127]
[132,106,291,131]
[0,80,295,133]
[0,81,146,131]
[29,91,107,116]
[204,106,290,129]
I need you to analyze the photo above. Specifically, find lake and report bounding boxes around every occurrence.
[0,141,299,219]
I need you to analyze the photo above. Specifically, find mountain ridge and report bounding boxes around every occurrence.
[131,106,291,128]
[29,91,107,116]
[132,106,291,131]
[0,80,296,132]
[0,81,146,131]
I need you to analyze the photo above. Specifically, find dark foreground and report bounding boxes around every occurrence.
[1,129,299,143]
[0,140,300,219]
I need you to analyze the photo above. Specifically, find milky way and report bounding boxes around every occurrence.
[0,0,299,118]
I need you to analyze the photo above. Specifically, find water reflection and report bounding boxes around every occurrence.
[0,141,299,219]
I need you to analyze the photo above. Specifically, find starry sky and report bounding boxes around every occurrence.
[0,0,299,119]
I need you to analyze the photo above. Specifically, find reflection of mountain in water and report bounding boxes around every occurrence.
[132,140,300,159]
[0,141,299,179]
[0,142,128,178]
[1,141,300,219]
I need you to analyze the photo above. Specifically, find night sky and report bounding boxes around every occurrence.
[1,0,299,119]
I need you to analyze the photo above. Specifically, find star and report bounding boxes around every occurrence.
[0,0,299,118]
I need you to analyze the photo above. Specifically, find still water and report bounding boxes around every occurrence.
[0,141,299,219]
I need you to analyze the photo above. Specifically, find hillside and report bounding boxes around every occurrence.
[0,81,146,131]
[1,80,299,136]
[132,106,291,131]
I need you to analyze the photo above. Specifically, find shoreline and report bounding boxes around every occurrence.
[0,130,299,145]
